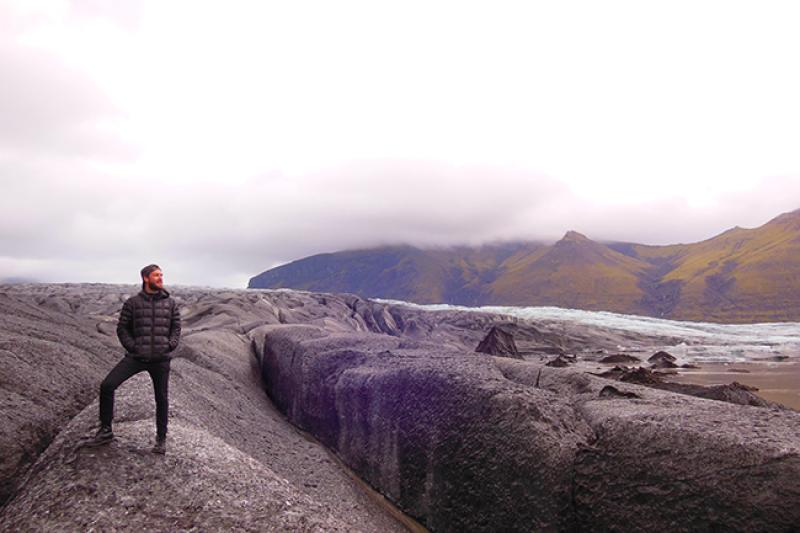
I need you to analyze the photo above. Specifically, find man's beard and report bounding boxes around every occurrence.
[146,280,161,292]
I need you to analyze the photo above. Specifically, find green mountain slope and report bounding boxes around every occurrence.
[249,242,535,306]
[249,209,800,323]
[488,231,652,313]
[619,209,800,322]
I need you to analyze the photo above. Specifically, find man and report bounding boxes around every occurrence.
[90,264,181,454]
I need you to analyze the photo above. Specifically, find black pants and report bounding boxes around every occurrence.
[99,356,171,439]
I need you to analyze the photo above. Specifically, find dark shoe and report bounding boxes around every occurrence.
[85,425,113,447]
[151,437,166,455]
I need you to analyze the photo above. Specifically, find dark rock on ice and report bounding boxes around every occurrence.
[546,354,576,367]
[475,325,521,358]
[649,350,679,368]
[599,353,641,364]
[619,366,665,385]
[648,350,676,363]
[651,359,679,369]
[597,364,782,410]
[671,381,777,408]
[599,385,640,399]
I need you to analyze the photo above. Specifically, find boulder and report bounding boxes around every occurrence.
[599,385,640,399]
[546,354,576,367]
[599,353,641,364]
[619,366,665,385]
[673,381,777,408]
[475,326,521,358]
[648,350,677,363]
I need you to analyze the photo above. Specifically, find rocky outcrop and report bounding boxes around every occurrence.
[667,381,778,408]
[648,350,678,369]
[597,366,781,409]
[475,325,520,358]
[599,353,641,364]
[252,324,800,532]
[252,326,591,531]
[546,354,576,367]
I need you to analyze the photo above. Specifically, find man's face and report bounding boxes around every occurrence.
[144,269,164,291]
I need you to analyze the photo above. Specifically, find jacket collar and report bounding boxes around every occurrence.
[139,288,170,300]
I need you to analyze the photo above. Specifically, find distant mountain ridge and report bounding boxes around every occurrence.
[249,209,800,323]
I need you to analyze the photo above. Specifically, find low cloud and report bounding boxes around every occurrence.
[2,154,798,288]
[557,176,800,246]
[0,160,573,286]
[0,37,129,160]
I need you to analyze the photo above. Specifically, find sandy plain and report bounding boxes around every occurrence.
[669,361,800,411]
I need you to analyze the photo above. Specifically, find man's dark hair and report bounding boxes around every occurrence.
[141,264,161,290]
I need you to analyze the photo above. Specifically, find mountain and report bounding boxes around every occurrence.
[249,242,536,306]
[249,209,800,323]
[488,231,652,313]
[618,208,800,322]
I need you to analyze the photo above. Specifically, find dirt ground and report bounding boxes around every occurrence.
[669,362,800,411]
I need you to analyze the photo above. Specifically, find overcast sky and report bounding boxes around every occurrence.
[2,1,799,287]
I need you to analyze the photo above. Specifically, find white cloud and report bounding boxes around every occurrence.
[1,1,799,286]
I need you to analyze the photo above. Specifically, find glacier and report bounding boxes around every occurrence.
[375,299,800,364]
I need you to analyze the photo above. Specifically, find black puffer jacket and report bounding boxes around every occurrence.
[116,288,181,362]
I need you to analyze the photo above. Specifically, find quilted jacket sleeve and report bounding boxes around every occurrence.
[168,299,181,352]
[116,299,136,353]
